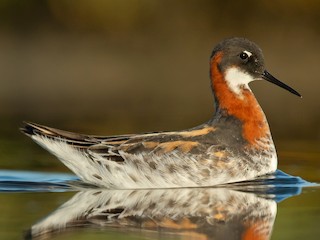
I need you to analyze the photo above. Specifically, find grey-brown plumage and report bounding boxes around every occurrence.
[21,37,301,188]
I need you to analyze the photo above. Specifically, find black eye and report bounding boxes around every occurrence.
[240,52,248,60]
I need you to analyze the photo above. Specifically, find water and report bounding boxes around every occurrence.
[0,169,318,240]
[0,170,77,192]
[1,130,320,239]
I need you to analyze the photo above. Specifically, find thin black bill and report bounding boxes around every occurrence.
[262,70,302,97]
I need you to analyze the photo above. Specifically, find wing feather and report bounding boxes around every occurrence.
[22,122,221,164]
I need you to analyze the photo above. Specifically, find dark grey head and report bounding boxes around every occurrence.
[210,37,301,97]
[211,37,265,79]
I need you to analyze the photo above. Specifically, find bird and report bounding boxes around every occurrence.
[21,37,301,189]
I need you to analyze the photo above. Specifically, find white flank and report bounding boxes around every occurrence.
[31,135,103,185]
[224,67,255,96]
[31,134,277,189]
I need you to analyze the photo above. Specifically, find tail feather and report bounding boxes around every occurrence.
[21,122,107,185]
[20,122,96,147]
[21,122,58,137]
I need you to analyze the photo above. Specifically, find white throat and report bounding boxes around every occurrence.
[224,67,255,96]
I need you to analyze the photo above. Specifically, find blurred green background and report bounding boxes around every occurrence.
[0,0,319,173]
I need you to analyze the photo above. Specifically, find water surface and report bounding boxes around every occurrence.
[0,168,318,240]
[1,135,319,240]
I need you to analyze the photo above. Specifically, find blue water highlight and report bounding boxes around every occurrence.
[0,169,317,199]
[0,170,78,192]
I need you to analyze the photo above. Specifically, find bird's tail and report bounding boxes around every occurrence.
[21,122,95,148]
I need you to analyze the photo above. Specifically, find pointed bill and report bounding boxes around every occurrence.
[262,70,302,97]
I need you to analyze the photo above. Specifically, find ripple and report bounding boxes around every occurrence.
[0,170,78,192]
[218,170,317,202]
[0,169,317,196]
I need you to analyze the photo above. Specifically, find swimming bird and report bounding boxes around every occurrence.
[21,37,301,189]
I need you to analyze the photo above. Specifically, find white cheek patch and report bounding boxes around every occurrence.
[224,67,255,96]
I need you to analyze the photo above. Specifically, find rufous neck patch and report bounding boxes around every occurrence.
[210,52,270,145]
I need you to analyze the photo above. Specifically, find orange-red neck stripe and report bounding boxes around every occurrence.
[210,52,270,146]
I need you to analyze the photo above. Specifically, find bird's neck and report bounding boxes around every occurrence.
[210,54,271,146]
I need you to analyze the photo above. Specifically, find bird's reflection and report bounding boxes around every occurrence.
[26,187,280,240]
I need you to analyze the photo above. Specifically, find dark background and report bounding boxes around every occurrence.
[0,3,319,240]
[0,1,319,171]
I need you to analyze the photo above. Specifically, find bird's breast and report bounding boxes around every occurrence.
[210,53,271,148]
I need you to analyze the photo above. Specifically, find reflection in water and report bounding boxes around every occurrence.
[20,170,311,240]
[27,188,278,240]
